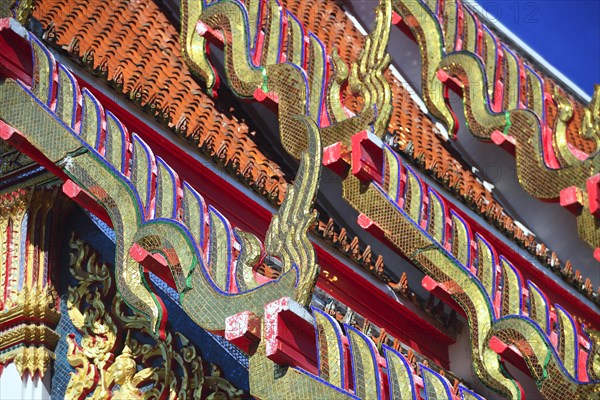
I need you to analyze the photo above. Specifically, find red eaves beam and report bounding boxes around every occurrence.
[4,30,597,370]
[0,19,33,86]
[191,14,599,329]
[448,195,600,331]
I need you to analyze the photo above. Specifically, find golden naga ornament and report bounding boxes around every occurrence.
[181,0,393,157]
[0,31,323,337]
[391,0,600,249]
[178,0,600,398]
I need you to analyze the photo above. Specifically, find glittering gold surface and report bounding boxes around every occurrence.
[314,309,345,388]
[2,3,598,398]
[384,347,416,400]
[0,35,323,336]
[392,0,600,250]
[0,187,65,377]
[342,168,600,398]
[181,0,392,158]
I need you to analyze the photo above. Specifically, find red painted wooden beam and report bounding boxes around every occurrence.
[560,186,584,215]
[317,246,454,368]
[422,276,466,317]
[72,74,455,365]
[489,336,531,377]
[490,130,517,156]
[0,122,69,183]
[323,142,350,177]
[225,311,262,355]
[351,131,383,184]
[63,180,113,228]
[129,243,177,289]
[264,297,318,375]
[0,19,33,86]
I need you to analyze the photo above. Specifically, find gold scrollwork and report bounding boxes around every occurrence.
[391,0,600,249]
[341,167,600,399]
[65,238,241,400]
[65,236,244,399]
[0,187,65,377]
[181,0,392,158]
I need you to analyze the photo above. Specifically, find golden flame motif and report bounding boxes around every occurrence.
[65,236,243,400]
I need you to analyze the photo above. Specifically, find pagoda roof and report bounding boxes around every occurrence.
[28,0,600,307]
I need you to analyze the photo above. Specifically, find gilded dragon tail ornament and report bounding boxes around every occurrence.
[181,0,393,159]
[0,32,322,337]
[391,0,600,249]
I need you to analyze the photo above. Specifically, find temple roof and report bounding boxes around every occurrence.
[1,0,599,396]
[28,0,600,303]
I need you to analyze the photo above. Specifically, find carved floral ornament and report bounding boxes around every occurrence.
[65,235,243,399]
[180,0,599,398]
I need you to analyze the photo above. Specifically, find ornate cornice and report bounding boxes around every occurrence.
[0,186,68,377]
[0,287,60,327]
[0,346,54,378]
[391,0,600,251]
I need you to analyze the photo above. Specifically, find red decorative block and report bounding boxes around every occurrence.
[490,131,516,156]
[436,69,463,96]
[323,142,350,177]
[560,186,584,215]
[357,213,387,241]
[253,88,279,112]
[351,131,383,183]
[489,336,530,377]
[421,276,465,317]
[225,311,261,354]
[129,243,177,289]
[0,19,33,86]
[63,180,113,227]
[263,297,318,375]
[586,174,600,218]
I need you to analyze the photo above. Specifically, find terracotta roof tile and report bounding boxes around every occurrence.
[33,0,288,204]
[279,0,496,204]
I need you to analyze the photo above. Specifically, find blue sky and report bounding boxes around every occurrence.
[475,0,600,97]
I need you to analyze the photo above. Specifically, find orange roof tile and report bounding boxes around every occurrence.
[33,0,288,204]
[278,0,495,204]
[279,0,598,296]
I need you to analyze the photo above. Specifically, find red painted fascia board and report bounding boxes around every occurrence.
[316,246,452,368]
[392,12,599,325]
[75,76,273,239]
[0,19,33,86]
